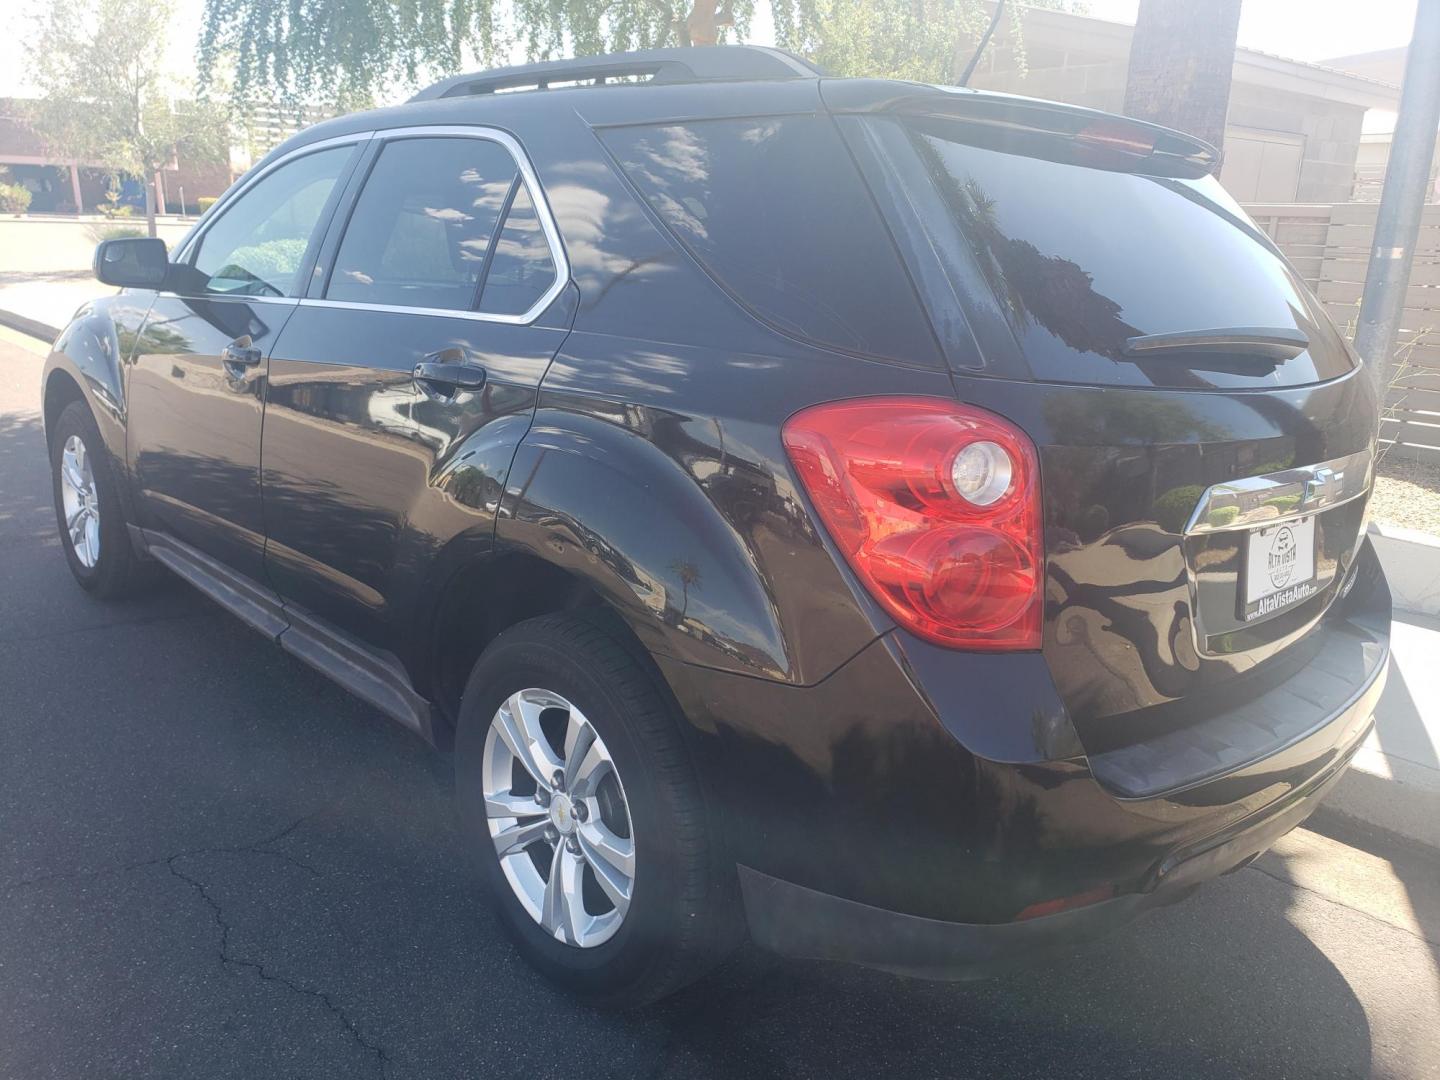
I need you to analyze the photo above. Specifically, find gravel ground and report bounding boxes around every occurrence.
[1372,454,1440,536]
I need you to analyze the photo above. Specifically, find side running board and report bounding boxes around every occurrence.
[132,526,442,745]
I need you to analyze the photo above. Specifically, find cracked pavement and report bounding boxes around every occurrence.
[2,329,1440,1079]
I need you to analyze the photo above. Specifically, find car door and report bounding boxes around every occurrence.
[126,140,363,580]
[259,127,571,659]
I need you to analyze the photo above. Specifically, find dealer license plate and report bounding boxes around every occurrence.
[1242,517,1317,621]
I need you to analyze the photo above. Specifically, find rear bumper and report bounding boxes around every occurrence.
[657,538,1390,976]
[739,695,1374,978]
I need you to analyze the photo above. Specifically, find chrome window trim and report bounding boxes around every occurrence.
[1182,448,1374,535]
[153,293,301,307]
[169,125,570,327]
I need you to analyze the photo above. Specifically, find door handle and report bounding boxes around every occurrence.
[222,336,263,372]
[413,349,487,398]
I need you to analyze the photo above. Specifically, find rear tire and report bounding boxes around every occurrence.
[49,400,147,599]
[454,611,733,1007]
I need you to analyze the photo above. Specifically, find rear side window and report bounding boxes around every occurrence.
[480,185,557,316]
[329,136,556,314]
[602,117,939,366]
[904,116,1353,388]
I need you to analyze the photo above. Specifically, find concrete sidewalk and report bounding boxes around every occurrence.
[0,272,111,338]
[1326,610,1440,849]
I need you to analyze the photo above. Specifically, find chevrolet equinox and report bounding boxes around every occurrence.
[42,45,1392,1006]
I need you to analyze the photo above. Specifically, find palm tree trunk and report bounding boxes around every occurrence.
[685,0,733,47]
[1122,0,1242,150]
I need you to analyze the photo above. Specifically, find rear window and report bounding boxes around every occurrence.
[602,117,940,367]
[904,116,1353,388]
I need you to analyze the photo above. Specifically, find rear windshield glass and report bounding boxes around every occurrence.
[602,117,940,367]
[904,117,1353,388]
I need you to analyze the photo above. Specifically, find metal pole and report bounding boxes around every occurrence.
[958,0,1007,86]
[1354,0,1440,406]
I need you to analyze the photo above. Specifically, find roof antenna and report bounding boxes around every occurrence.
[957,0,1007,86]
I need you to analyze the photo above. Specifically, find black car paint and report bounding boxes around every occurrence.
[42,65,1388,960]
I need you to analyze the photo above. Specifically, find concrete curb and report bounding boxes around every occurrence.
[1369,521,1440,617]
[1324,745,1440,852]
[0,308,59,345]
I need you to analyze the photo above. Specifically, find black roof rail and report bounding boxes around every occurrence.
[409,45,823,102]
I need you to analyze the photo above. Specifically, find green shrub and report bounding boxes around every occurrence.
[197,196,217,214]
[216,238,308,290]
[1154,484,1206,534]
[0,181,33,213]
[101,225,147,241]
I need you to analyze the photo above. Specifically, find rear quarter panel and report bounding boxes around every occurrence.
[497,87,959,685]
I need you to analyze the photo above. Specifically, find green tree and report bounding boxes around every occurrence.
[771,0,996,83]
[199,0,758,111]
[28,0,228,236]
[197,0,1066,110]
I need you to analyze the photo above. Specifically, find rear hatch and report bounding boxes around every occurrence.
[829,85,1380,758]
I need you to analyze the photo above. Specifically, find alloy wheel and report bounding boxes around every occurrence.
[481,688,636,948]
[59,434,100,568]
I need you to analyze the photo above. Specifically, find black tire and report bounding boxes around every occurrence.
[49,400,147,599]
[454,610,734,1007]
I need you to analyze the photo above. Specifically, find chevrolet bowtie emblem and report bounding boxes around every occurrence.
[1303,467,1338,507]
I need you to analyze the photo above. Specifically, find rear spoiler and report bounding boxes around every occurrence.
[821,80,1219,178]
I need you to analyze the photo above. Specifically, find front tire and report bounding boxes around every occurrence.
[48,400,147,599]
[454,611,732,1007]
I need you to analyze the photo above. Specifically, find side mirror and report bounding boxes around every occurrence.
[93,237,170,289]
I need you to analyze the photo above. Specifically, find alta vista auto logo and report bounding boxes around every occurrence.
[1267,525,1299,589]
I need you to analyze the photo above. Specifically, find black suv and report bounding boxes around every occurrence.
[44,46,1390,1006]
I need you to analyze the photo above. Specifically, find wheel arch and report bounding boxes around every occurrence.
[42,366,87,447]
[426,551,615,725]
[492,408,810,684]
[420,548,714,773]
[41,299,133,464]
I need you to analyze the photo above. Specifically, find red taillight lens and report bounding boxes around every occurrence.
[782,397,1043,650]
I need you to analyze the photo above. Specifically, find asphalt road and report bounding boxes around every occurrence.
[1,330,1438,1080]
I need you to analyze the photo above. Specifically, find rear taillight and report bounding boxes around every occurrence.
[782,397,1043,650]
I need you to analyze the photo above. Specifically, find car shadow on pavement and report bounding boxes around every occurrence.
[0,411,54,547]
[0,591,1382,1080]
[634,878,1374,1079]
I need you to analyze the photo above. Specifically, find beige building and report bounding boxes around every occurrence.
[964,7,1400,203]
[1320,46,1440,202]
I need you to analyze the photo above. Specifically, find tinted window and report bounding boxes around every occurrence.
[328,137,518,311]
[603,118,939,365]
[905,117,1353,388]
[193,146,352,297]
[479,184,557,316]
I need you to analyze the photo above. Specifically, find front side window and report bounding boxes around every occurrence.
[327,136,526,311]
[192,146,353,297]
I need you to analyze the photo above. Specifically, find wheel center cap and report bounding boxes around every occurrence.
[549,793,576,835]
